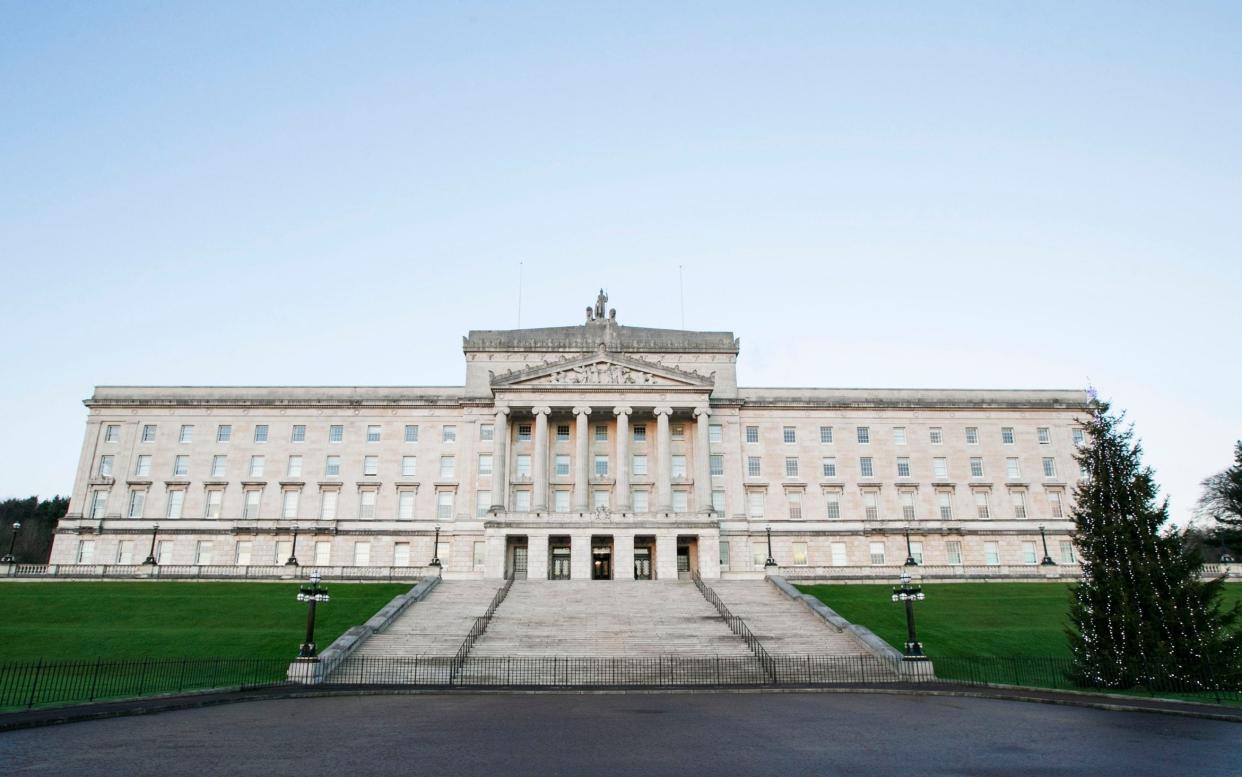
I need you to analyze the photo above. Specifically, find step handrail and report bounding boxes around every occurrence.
[690,573,775,681]
[449,573,516,680]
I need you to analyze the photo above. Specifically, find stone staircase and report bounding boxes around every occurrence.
[354,580,500,658]
[709,580,871,656]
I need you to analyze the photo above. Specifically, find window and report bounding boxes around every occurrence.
[353,541,371,567]
[321,490,338,520]
[116,540,135,564]
[792,542,808,565]
[859,457,874,478]
[76,540,96,564]
[783,426,796,444]
[1079,463,1089,480]
[710,454,724,476]
[672,491,689,513]
[89,490,108,519]
[243,490,260,519]
[592,490,609,509]
[166,490,185,519]
[969,458,984,479]
[135,455,151,477]
[325,456,341,477]
[752,543,768,568]
[1037,427,1051,445]
[869,542,886,565]
[554,454,570,477]
[1001,427,1015,445]
[1043,458,1057,478]
[1049,491,1064,518]
[191,540,212,565]
[1022,541,1037,564]
[98,455,114,478]
[822,457,837,478]
[910,541,924,565]
[893,427,906,445]
[938,492,953,519]
[633,424,647,442]
[1011,491,1027,518]
[440,456,456,479]
[287,456,303,478]
[594,424,608,441]
[826,493,841,520]
[965,427,979,445]
[282,490,300,519]
[405,424,419,443]
[671,455,687,478]
[975,491,990,519]
[719,540,731,570]
[179,424,193,444]
[476,490,492,517]
[211,455,227,478]
[473,541,486,570]
[329,425,343,444]
[556,424,570,442]
[933,457,948,479]
[946,540,962,565]
[863,491,879,520]
[747,456,761,477]
[709,424,723,444]
[1060,540,1076,564]
[363,456,378,476]
[819,426,833,444]
[359,490,376,519]
[291,425,306,443]
[984,541,1000,565]
[104,424,120,443]
[787,490,803,519]
[127,490,145,519]
[671,423,686,441]
[857,427,870,444]
[901,491,916,520]
[553,490,570,512]
[515,454,531,478]
[513,489,530,513]
[594,455,609,477]
[711,490,725,513]
[632,454,649,476]
[205,489,223,519]
[831,542,848,566]
[896,457,911,479]
[1072,428,1085,446]
[173,455,189,477]
[1006,458,1021,480]
[442,425,457,443]
[141,424,157,443]
[517,424,532,442]
[633,490,650,512]
[399,491,416,520]
[479,424,493,441]
[314,541,331,566]
[215,424,230,443]
[477,454,492,476]
[745,426,759,444]
[929,427,943,445]
[784,457,799,478]
[254,425,268,443]
[747,491,765,517]
[393,542,411,566]
[402,456,418,477]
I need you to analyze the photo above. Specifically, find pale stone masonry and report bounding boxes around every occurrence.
[52,292,1089,579]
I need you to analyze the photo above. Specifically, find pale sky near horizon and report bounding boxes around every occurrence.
[2,2,1240,526]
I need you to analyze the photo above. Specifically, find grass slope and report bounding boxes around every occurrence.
[0,581,410,661]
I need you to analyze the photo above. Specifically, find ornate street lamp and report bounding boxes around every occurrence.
[1039,524,1056,566]
[429,525,442,567]
[891,571,927,660]
[142,523,160,565]
[903,529,918,567]
[764,525,777,568]
[1,521,21,563]
[296,571,330,659]
[285,525,300,566]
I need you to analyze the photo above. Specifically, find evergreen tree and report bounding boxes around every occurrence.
[1067,401,1242,689]
[1197,440,1242,527]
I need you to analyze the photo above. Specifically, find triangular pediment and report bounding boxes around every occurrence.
[491,352,714,388]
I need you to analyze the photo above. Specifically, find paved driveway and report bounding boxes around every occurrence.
[2,691,1238,776]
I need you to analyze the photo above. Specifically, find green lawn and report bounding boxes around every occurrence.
[0,581,410,661]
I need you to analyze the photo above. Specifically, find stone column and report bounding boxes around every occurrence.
[527,532,548,580]
[532,406,551,512]
[614,406,632,512]
[654,407,673,512]
[491,407,510,511]
[570,533,592,580]
[485,533,507,579]
[572,406,591,512]
[655,532,678,580]
[698,530,721,579]
[693,407,712,514]
[614,532,635,580]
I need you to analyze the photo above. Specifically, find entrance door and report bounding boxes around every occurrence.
[592,546,612,580]
[676,546,691,580]
[550,546,571,580]
[633,547,652,580]
[512,546,528,580]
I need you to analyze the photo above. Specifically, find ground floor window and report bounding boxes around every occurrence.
[115,540,134,564]
[984,541,1000,565]
[946,540,962,565]
[719,540,730,569]
[314,540,331,566]
[792,542,808,566]
[394,542,410,566]
[234,541,252,566]
[76,540,95,564]
[869,542,886,565]
[353,541,371,566]
[473,541,485,569]
[831,542,848,566]
[1060,540,1076,564]
[1021,541,1038,564]
[909,541,923,565]
[195,541,213,565]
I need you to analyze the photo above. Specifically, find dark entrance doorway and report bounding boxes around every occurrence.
[634,535,655,580]
[506,536,528,580]
[549,537,571,580]
[591,543,612,580]
[676,536,698,580]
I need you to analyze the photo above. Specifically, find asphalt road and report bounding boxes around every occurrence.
[2,691,1238,777]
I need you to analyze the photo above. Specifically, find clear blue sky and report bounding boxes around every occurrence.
[2,2,1240,526]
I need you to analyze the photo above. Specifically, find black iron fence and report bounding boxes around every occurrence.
[2,654,1238,712]
[450,574,515,677]
[691,572,775,679]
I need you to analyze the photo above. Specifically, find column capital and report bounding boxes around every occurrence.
[494,406,511,417]
[613,406,633,417]
[693,407,711,419]
[572,406,592,416]
[531,406,552,417]
[653,406,674,417]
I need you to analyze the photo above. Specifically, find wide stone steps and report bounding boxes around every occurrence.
[709,580,871,656]
[355,580,500,658]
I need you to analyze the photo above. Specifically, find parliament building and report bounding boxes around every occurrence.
[52,292,1088,580]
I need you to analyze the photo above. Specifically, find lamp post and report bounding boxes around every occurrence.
[764,525,777,568]
[903,529,918,566]
[142,523,160,565]
[429,525,442,567]
[285,525,300,566]
[1039,524,1056,566]
[1,521,21,563]
[296,572,329,659]
[891,571,927,660]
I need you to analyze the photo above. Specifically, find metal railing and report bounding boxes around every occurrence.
[3,563,433,581]
[449,574,516,678]
[691,572,775,680]
[774,563,1238,582]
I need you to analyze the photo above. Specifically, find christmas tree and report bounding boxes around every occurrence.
[1067,400,1242,690]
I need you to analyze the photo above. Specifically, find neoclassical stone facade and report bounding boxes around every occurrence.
[52,295,1089,579]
